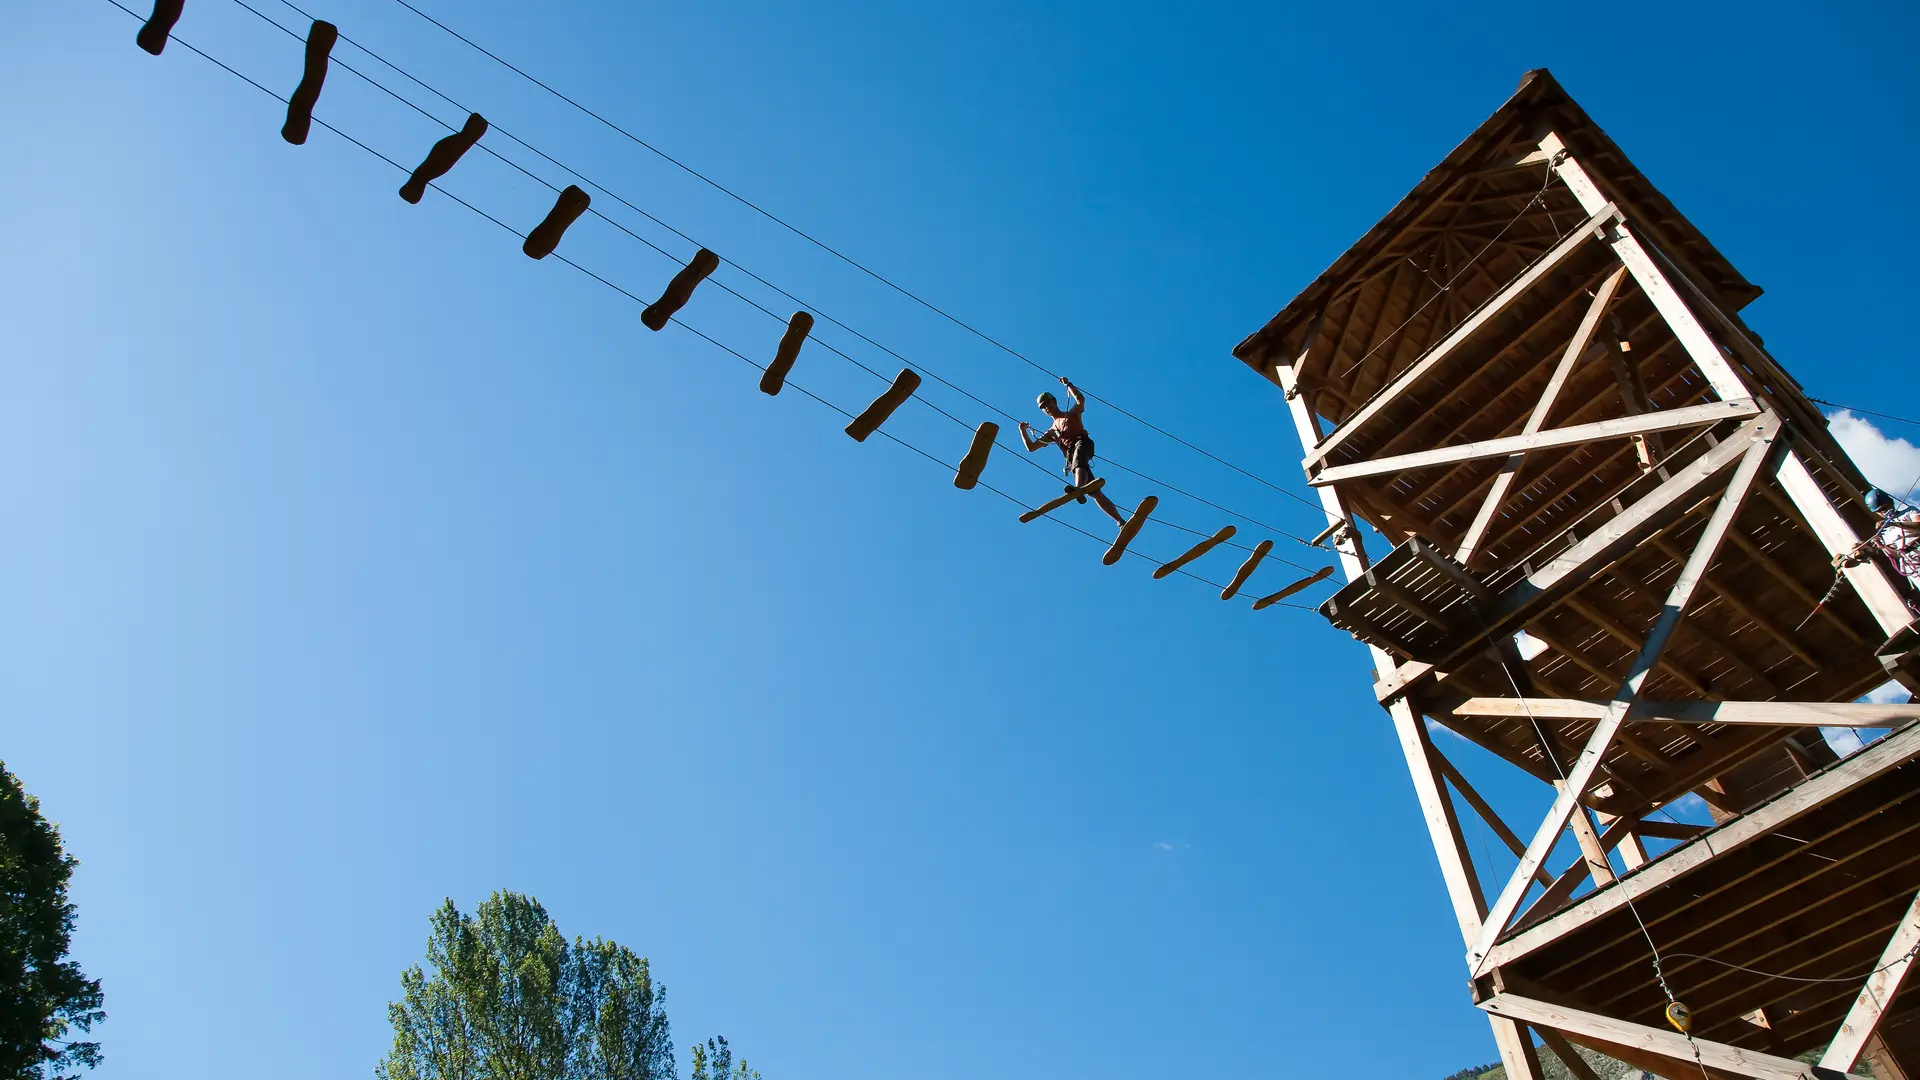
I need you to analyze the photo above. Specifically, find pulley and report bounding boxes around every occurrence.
[1664,1000,1692,1033]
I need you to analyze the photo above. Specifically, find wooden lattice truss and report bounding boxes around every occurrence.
[1236,71,1920,1080]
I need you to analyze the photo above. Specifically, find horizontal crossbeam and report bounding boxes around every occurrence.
[1311,398,1758,486]
[1479,994,1871,1080]
[1447,697,1920,728]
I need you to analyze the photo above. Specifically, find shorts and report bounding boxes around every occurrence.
[1064,437,1096,485]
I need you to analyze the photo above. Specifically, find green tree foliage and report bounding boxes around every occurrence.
[1458,1041,1643,1080]
[689,1037,759,1080]
[0,762,104,1080]
[377,891,675,1080]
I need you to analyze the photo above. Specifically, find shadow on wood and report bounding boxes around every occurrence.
[280,19,338,145]
[522,185,590,260]
[642,248,720,330]
[760,311,813,395]
[400,113,487,204]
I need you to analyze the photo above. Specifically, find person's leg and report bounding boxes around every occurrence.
[1075,443,1126,525]
[1067,441,1092,503]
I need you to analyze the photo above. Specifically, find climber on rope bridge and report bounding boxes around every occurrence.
[1020,376,1127,526]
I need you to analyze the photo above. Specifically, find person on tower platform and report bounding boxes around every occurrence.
[1019,376,1127,526]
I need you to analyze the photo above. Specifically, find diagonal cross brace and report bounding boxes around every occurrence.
[1818,887,1920,1074]
[1467,412,1781,975]
[1457,264,1629,565]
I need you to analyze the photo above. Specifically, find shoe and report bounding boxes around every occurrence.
[1065,484,1086,505]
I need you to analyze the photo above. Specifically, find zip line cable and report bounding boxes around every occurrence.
[222,0,1325,567]
[1810,397,1920,430]
[99,0,1331,602]
[370,0,1337,516]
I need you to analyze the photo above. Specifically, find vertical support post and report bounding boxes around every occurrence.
[1490,1017,1547,1080]
[1558,782,1617,887]
[1393,700,1486,946]
[1596,812,1649,870]
[1274,325,1372,584]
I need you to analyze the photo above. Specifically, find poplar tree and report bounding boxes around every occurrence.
[377,891,675,1080]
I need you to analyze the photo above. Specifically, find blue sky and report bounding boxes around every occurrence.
[5,0,1917,1077]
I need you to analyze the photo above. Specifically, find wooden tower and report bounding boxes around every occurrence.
[1234,70,1920,1080]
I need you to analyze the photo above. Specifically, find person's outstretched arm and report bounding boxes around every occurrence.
[1060,376,1086,414]
[1017,421,1049,452]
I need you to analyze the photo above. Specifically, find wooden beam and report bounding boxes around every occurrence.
[1775,448,1914,637]
[1535,1024,1607,1080]
[1480,993,1873,1080]
[1396,701,1487,945]
[1312,398,1758,486]
[1483,721,1920,971]
[1465,350,1698,557]
[1371,260,1638,465]
[1469,423,1777,976]
[1276,354,1374,585]
[1458,266,1630,564]
[1489,1016,1548,1080]
[1562,780,1618,888]
[1430,745,1555,890]
[1447,698,1920,727]
[1818,888,1920,1075]
[1469,414,1777,656]
[1538,133,1751,403]
[1304,203,1622,470]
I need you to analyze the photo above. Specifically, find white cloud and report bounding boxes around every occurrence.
[1827,411,1920,500]
[1663,792,1713,825]
[1823,727,1866,757]
[1153,841,1190,852]
[1426,717,1475,744]
[1861,680,1910,705]
[1826,682,1908,757]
